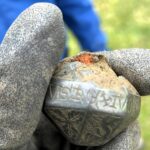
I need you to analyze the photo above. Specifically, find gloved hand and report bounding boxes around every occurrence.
[0,3,65,150]
[0,2,147,150]
[98,49,150,96]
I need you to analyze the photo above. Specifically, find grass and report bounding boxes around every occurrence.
[67,0,150,149]
[139,97,150,150]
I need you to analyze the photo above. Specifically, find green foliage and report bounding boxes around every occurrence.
[140,97,150,150]
[94,0,150,50]
[68,0,150,149]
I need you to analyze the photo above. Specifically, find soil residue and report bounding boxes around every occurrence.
[54,53,138,95]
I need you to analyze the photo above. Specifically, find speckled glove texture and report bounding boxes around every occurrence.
[0,3,65,149]
[0,2,146,150]
[97,49,150,95]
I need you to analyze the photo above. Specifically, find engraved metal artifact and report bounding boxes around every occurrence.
[45,53,141,146]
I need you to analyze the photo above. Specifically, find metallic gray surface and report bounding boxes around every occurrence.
[32,117,141,150]
[45,57,141,146]
[0,3,65,149]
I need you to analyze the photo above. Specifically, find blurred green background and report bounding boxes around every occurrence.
[67,0,150,149]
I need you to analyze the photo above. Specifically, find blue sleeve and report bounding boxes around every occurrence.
[56,0,107,52]
[0,0,56,43]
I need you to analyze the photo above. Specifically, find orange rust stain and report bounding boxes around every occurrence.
[74,54,93,64]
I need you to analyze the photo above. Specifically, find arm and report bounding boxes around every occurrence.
[57,0,107,51]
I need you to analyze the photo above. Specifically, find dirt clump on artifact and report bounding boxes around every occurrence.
[55,53,138,95]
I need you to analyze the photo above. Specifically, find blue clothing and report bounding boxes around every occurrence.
[0,0,107,52]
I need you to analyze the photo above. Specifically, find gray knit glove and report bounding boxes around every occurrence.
[0,3,65,150]
[98,49,150,96]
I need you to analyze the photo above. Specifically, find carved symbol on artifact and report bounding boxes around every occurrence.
[118,96,127,110]
[82,113,107,144]
[90,89,98,100]
[70,84,83,102]
[99,92,126,110]
[102,93,121,109]
[103,96,115,108]
[90,90,105,109]
[88,89,128,111]
[59,86,70,99]
[86,88,99,104]
[109,94,127,110]
[50,82,85,103]
[100,116,122,140]
[89,90,118,109]
[49,108,82,139]
[50,84,70,100]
